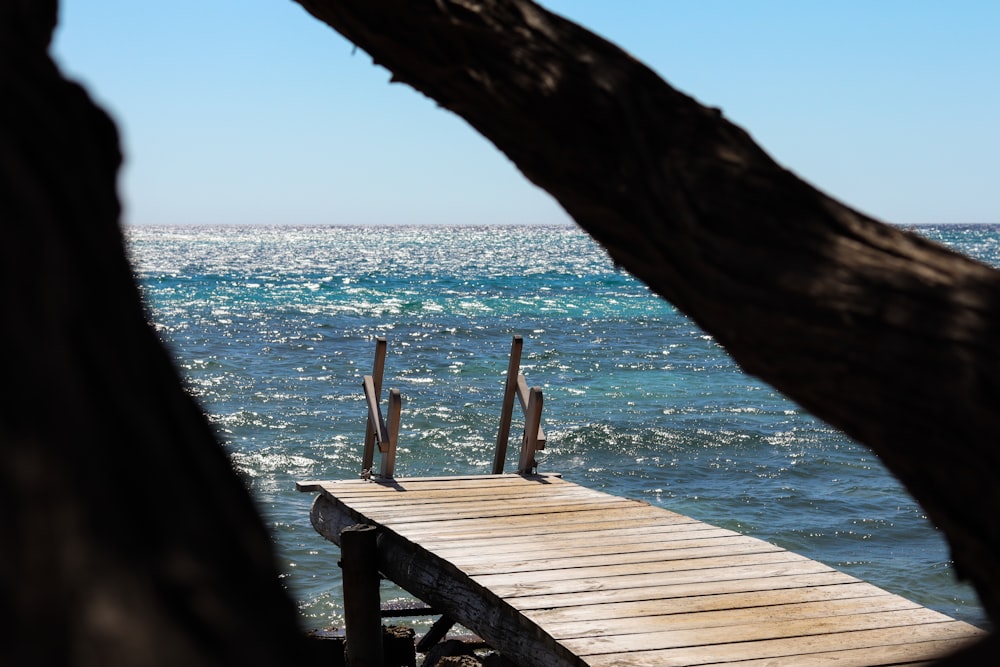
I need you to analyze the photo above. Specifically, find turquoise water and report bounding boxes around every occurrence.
[126,223,996,630]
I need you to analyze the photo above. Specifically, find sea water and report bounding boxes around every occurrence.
[126,223,996,630]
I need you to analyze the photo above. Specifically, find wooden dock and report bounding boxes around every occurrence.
[300,336,985,664]
[298,473,985,666]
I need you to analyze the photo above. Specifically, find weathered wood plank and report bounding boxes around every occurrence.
[317,477,580,499]
[507,571,863,611]
[355,496,643,525]
[544,595,925,640]
[395,518,709,546]
[486,559,839,600]
[296,472,563,493]
[330,484,598,504]
[674,638,979,667]
[455,539,787,576]
[428,529,750,562]
[349,499,607,518]
[521,581,894,624]
[387,505,693,538]
[338,488,608,513]
[578,622,985,666]
[473,550,816,589]
[563,609,965,655]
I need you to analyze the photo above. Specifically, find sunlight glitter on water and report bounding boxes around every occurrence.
[126,223,994,630]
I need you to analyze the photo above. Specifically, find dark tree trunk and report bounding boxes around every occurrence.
[0,2,307,664]
[292,0,1000,632]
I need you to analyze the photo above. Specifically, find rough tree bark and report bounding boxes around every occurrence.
[293,0,1000,635]
[0,2,308,664]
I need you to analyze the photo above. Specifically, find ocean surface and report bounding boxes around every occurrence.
[125,223,997,631]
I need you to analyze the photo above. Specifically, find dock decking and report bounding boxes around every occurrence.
[298,473,985,666]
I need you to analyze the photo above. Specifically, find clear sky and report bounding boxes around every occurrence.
[52,1,999,226]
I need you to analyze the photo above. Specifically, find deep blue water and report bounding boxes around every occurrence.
[126,223,997,630]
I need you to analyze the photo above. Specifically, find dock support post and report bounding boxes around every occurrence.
[341,524,383,667]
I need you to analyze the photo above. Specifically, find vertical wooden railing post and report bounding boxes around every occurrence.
[341,524,383,667]
[516,374,546,451]
[362,375,388,449]
[362,337,387,477]
[380,389,401,479]
[493,335,523,474]
[517,387,543,475]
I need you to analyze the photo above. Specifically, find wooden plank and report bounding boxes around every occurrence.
[351,492,641,516]
[332,484,596,504]
[386,512,711,544]
[322,474,574,496]
[413,521,722,551]
[329,481,596,501]
[455,539,787,576]
[578,622,984,666]
[424,521,731,546]
[428,529,748,561]
[297,472,564,493]
[544,595,925,640]
[494,561,844,602]
[398,516,708,545]
[334,489,614,512]
[676,637,982,667]
[354,496,643,525]
[473,550,816,589]
[563,609,966,656]
[387,505,691,539]
[392,520,711,548]
[337,486,603,509]
[522,581,894,624]
[508,571,865,612]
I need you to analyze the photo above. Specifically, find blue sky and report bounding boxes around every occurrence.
[52,1,999,226]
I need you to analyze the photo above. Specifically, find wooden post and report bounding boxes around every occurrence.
[380,389,401,479]
[415,615,456,653]
[362,375,388,448]
[516,374,546,450]
[362,337,387,477]
[493,335,523,474]
[517,387,543,475]
[341,524,383,667]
